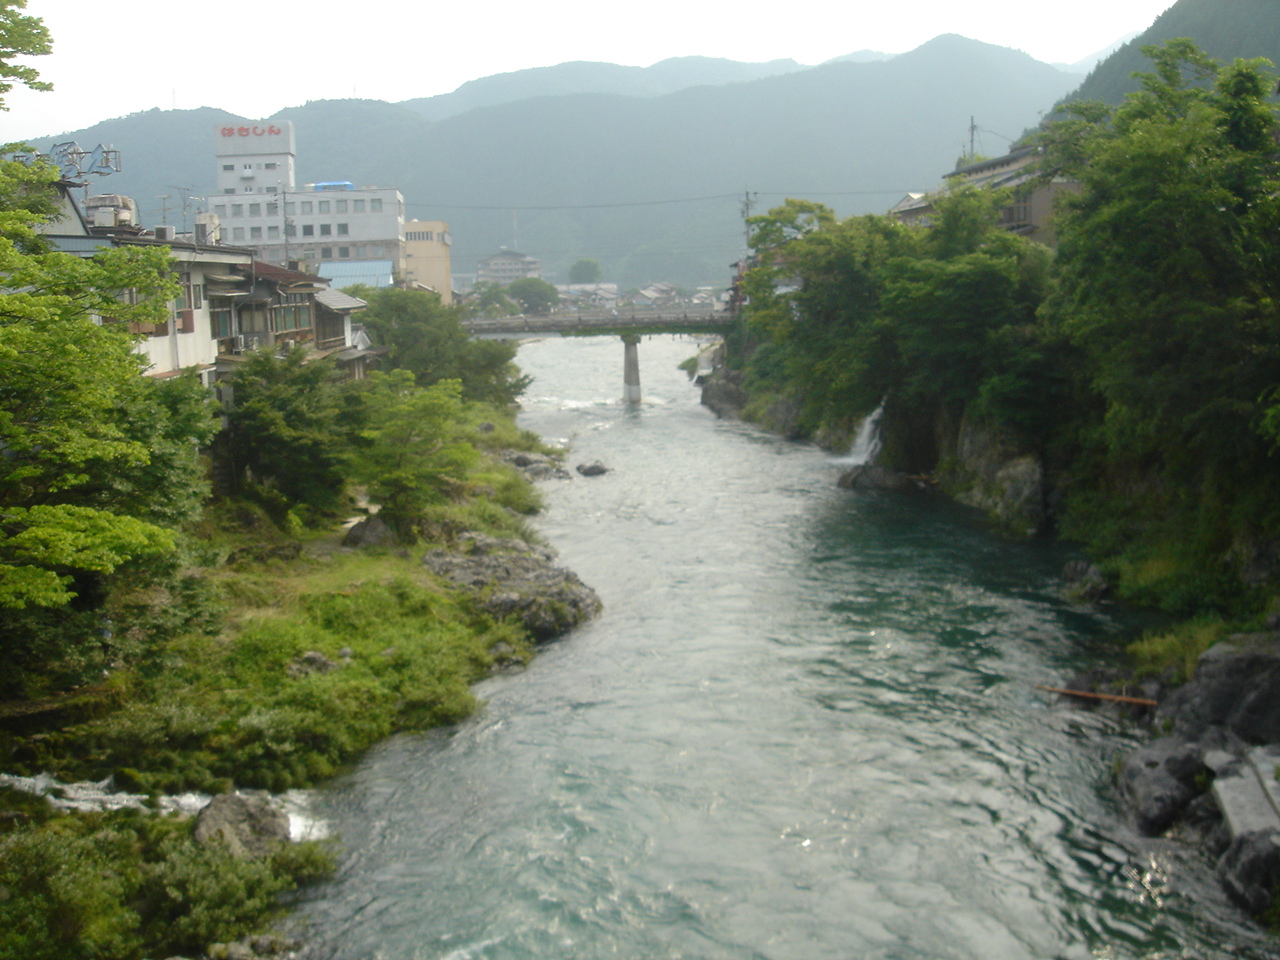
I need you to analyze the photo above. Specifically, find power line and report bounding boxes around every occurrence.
[402,187,912,214]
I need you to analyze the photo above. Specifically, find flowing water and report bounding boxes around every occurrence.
[294,336,1274,960]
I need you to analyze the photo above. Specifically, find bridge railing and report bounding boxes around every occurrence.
[461,303,735,336]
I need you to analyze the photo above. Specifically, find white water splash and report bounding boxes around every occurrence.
[832,401,884,467]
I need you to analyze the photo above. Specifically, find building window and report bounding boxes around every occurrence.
[355,244,366,257]
[338,246,350,258]
[265,162,278,170]
[370,199,383,212]
[268,225,280,239]
[223,188,234,194]
[232,227,245,240]
[336,200,348,213]
[266,202,279,216]
[222,164,234,171]
[337,223,348,235]
[285,224,297,237]
[318,200,331,214]
[214,204,227,217]
[320,247,332,259]
[319,223,332,236]
[284,202,295,214]
[231,203,243,217]
[249,203,261,216]
[250,226,262,239]
[302,224,314,237]
[353,199,365,212]
[266,186,278,194]
[211,305,233,339]
[300,201,313,214]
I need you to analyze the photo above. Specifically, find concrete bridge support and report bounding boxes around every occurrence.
[622,334,642,404]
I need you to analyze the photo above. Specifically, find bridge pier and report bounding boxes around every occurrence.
[622,334,642,404]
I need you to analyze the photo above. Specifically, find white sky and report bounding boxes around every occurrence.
[1,0,1176,142]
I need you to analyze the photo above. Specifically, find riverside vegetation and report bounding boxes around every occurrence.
[0,9,581,953]
[715,39,1280,671]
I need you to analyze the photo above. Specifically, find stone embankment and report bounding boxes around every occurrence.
[1064,615,1280,920]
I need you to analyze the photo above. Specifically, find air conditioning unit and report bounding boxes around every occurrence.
[233,333,247,352]
[154,225,177,241]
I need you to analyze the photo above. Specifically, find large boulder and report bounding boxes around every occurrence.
[836,464,923,492]
[422,533,601,642]
[1117,737,1210,836]
[1218,830,1280,916]
[342,515,395,548]
[1158,634,1280,744]
[193,792,290,859]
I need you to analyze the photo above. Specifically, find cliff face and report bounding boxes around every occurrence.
[700,365,1048,535]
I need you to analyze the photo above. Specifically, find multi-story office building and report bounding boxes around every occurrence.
[210,122,406,275]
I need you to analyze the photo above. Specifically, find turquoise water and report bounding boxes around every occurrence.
[293,336,1270,959]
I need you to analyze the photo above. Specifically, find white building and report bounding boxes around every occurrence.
[210,121,406,275]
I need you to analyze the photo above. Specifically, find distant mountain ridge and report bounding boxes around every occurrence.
[398,56,809,122]
[26,36,1082,287]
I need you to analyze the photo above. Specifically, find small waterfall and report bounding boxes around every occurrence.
[842,401,884,466]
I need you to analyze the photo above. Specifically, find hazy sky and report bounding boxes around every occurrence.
[1,0,1176,142]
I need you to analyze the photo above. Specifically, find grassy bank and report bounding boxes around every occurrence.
[0,430,559,960]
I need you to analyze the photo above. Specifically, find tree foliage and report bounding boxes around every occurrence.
[1036,40,1280,604]
[568,257,603,284]
[507,276,559,315]
[355,285,530,404]
[0,0,51,110]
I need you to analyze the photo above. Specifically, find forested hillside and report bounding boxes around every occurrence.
[20,36,1080,287]
[722,41,1280,639]
[1063,0,1280,105]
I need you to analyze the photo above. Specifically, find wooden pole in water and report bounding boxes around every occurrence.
[1035,685,1157,707]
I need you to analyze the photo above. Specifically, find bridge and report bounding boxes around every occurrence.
[461,304,736,403]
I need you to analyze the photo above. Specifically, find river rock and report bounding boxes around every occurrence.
[1062,560,1110,602]
[421,533,602,642]
[193,792,290,859]
[699,366,749,418]
[1158,634,1280,745]
[576,460,609,477]
[504,450,571,480]
[1218,830,1280,916]
[836,464,921,491]
[1117,737,1210,836]
[342,515,395,548]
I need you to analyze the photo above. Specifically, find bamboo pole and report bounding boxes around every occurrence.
[1035,685,1157,707]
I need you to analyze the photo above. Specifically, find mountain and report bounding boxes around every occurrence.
[29,36,1081,288]
[399,56,807,122]
[1062,0,1280,105]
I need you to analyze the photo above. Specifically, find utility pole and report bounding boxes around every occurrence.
[740,190,757,251]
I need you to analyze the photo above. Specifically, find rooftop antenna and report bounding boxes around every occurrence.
[156,194,172,225]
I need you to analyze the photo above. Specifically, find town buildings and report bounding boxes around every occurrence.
[477,249,541,285]
[208,121,439,291]
[37,178,371,383]
[403,219,453,303]
[889,145,1076,248]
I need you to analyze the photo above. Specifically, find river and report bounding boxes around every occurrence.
[293,335,1273,960]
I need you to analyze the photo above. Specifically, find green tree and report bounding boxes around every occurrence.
[348,371,479,539]
[507,277,559,315]
[568,257,603,284]
[0,0,51,108]
[356,286,530,405]
[1038,39,1280,608]
[463,280,519,319]
[225,347,350,522]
